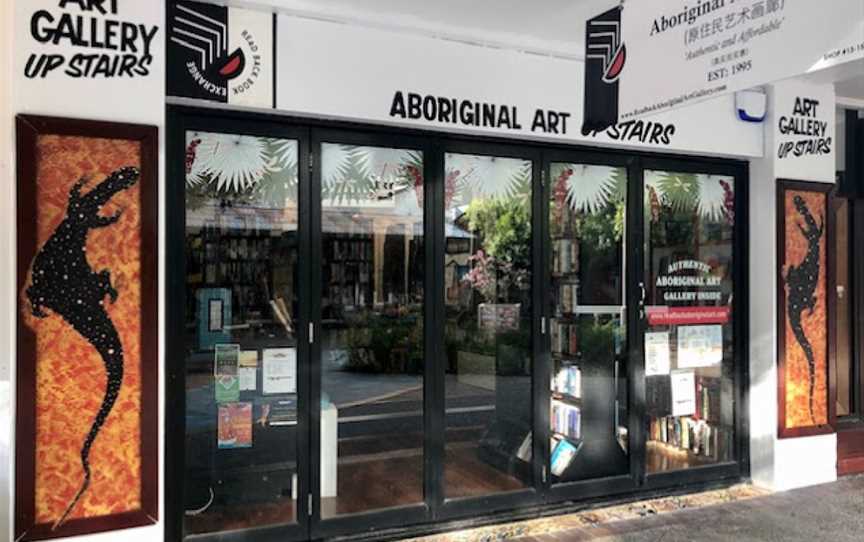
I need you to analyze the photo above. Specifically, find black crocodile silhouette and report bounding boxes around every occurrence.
[785,195,823,426]
[26,167,139,529]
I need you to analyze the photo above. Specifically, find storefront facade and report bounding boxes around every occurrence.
[0,2,861,542]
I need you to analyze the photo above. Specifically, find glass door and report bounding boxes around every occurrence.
[441,149,538,507]
[311,131,430,534]
[641,166,740,477]
[177,121,311,541]
[542,154,637,497]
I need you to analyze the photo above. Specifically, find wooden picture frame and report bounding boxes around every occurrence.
[15,116,158,540]
[776,179,836,439]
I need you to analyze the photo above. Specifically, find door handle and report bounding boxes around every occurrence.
[638,282,646,320]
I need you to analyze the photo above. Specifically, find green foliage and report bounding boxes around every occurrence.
[464,196,531,267]
[578,317,618,363]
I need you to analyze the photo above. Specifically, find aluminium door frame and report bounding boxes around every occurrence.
[166,104,751,542]
[637,156,750,491]
[537,148,643,504]
[432,138,546,523]
[308,127,435,539]
[165,109,314,542]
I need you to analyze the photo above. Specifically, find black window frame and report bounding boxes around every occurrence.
[165,105,750,542]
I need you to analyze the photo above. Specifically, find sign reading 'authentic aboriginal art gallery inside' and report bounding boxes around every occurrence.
[168,0,275,108]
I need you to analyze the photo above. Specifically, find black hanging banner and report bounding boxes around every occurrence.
[581,6,626,136]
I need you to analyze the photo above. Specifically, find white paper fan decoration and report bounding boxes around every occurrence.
[189,132,275,192]
[696,175,729,221]
[566,164,620,214]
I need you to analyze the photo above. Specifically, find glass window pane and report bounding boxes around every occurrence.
[548,164,629,484]
[643,171,736,473]
[183,131,300,536]
[319,143,424,517]
[443,153,533,499]
[835,200,853,417]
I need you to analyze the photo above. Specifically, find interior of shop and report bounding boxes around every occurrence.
[173,117,746,539]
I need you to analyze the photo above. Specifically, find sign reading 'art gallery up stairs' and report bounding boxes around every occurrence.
[596,0,863,123]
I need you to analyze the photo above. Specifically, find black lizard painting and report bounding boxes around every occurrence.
[785,194,824,426]
[26,166,139,529]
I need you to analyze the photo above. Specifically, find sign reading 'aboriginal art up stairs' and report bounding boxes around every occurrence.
[599,0,864,123]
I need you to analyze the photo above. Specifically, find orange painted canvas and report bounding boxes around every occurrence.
[16,116,157,541]
[782,189,828,430]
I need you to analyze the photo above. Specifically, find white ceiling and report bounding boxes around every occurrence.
[837,73,864,102]
[240,0,617,58]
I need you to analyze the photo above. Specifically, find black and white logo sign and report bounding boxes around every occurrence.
[581,6,626,136]
[168,1,274,107]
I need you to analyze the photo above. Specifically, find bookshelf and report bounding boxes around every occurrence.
[323,233,374,309]
[187,225,298,331]
[646,373,732,471]
[549,204,584,478]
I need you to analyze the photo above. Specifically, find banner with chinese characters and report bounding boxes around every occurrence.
[613,0,864,121]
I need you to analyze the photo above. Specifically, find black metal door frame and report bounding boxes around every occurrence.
[166,105,751,542]
[165,110,314,542]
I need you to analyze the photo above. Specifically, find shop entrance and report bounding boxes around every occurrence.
[166,108,748,542]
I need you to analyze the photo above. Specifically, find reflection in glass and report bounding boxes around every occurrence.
[643,171,736,473]
[183,131,300,536]
[835,200,853,417]
[443,153,533,499]
[548,164,629,483]
[319,144,425,517]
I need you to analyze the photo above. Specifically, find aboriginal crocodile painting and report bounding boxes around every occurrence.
[15,116,157,541]
[778,182,833,438]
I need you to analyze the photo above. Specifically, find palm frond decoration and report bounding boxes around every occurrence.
[322,144,420,206]
[185,132,296,195]
[651,171,700,212]
[446,153,532,205]
[189,132,271,192]
[696,175,732,221]
[562,164,625,214]
[266,138,298,172]
[505,160,533,199]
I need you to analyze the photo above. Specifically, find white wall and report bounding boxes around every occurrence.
[276,15,764,158]
[3,1,166,541]
[748,78,838,492]
[1,0,16,538]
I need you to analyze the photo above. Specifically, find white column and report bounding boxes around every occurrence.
[749,78,839,492]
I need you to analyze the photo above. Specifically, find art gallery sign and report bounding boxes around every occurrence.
[24,0,160,79]
[591,0,864,124]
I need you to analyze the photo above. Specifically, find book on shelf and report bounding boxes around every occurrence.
[552,239,580,275]
[648,415,728,460]
[550,321,579,356]
[550,437,582,476]
[694,376,721,424]
[553,364,582,398]
[516,432,532,462]
[560,284,579,314]
[551,400,581,441]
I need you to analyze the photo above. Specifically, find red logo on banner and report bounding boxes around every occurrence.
[646,306,730,326]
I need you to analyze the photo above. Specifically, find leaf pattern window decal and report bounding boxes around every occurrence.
[445,154,532,208]
[321,144,422,208]
[644,172,735,224]
[185,131,298,206]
